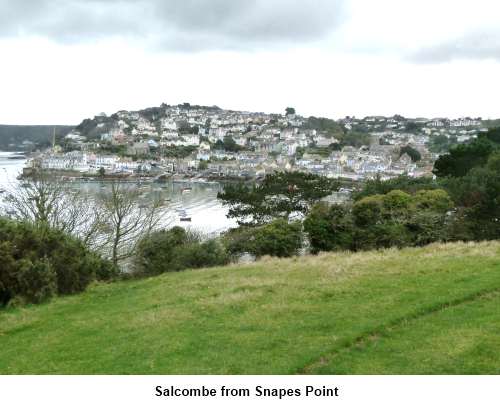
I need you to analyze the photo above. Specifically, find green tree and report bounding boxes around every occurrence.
[337,131,371,148]
[353,174,439,201]
[134,227,228,276]
[442,154,500,240]
[303,203,354,253]
[433,134,497,178]
[218,172,339,225]
[223,219,302,258]
[400,145,421,162]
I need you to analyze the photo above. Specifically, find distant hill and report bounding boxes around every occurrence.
[74,103,223,140]
[1,240,500,374]
[0,125,74,151]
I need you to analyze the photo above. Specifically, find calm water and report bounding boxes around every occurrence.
[0,151,237,235]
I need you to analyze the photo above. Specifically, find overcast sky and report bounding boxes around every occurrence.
[0,0,499,125]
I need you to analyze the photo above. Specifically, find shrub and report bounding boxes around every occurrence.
[305,189,454,254]
[352,195,384,226]
[0,218,115,306]
[414,189,453,213]
[303,203,354,254]
[251,220,303,258]
[14,259,57,304]
[224,219,303,258]
[134,227,229,276]
[177,239,230,269]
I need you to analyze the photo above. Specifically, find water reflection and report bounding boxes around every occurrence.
[0,151,237,235]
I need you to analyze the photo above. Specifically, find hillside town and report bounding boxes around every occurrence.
[24,104,492,182]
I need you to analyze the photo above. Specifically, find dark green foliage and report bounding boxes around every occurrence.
[178,239,230,269]
[441,158,500,240]
[353,175,439,201]
[433,132,499,178]
[427,134,458,153]
[0,125,74,150]
[285,107,296,116]
[305,189,453,253]
[486,127,500,144]
[223,220,302,258]
[400,145,421,162]
[139,107,166,122]
[303,203,354,253]
[215,136,244,152]
[218,172,339,226]
[405,122,423,132]
[337,131,372,148]
[178,124,199,135]
[300,144,340,157]
[303,117,344,135]
[134,227,229,277]
[0,219,115,306]
[12,259,57,305]
[161,145,197,158]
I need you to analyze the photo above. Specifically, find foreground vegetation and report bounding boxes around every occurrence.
[1,241,500,374]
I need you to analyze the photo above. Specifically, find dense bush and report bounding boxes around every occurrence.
[304,189,454,254]
[0,219,116,306]
[353,175,439,201]
[133,227,229,276]
[303,204,354,253]
[223,219,303,258]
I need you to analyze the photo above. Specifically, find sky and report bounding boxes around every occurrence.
[0,0,499,125]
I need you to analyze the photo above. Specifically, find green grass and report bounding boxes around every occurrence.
[1,241,500,374]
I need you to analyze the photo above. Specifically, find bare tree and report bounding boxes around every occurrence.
[97,181,164,267]
[3,175,169,269]
[2,174,103,248]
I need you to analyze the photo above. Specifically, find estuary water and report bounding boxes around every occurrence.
[0,151,237,235]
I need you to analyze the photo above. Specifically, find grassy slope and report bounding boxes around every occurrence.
[1,241,500,374]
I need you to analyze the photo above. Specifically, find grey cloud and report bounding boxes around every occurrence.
[410,30,500,63]
[0,0,346,50]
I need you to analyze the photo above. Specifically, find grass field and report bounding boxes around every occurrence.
[1,241,500,374]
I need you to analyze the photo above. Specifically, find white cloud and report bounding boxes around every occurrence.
[0,0,499,124]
